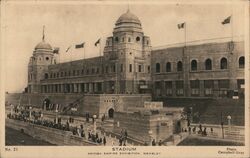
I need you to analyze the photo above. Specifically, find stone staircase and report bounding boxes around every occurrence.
[224,127,244,142]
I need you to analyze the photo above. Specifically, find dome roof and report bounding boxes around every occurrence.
[114,9,143,33]
[116,9,141,25]
[35,41,52,50]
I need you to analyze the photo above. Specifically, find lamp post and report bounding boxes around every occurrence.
[227,115,231,131]
[220,112,224,139]
[93,114,97,135]
[10,104,14,116]
[44,101,46,111]
[55,109,58,124]
[148,130,153,146]
[29,106,32,120]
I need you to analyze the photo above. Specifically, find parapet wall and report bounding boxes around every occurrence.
[5,119,97,146]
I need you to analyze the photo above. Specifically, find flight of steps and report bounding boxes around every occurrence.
[224,127,244,142]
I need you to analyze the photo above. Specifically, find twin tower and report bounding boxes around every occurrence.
[27,9,152,94]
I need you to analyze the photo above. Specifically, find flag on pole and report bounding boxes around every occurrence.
[75,42,85,49]
[66,46,71,53]
[42,25,45,41]
[178,22,185,29]
[95,38,101,46]
[53,47,60,54]
[222,16,231,25]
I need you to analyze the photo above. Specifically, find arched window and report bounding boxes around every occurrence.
[166,62,171,72]
[44,73,48,79]
[220,57,227,69]
[205,59,212,70]
[239,56,245,68]
[156,63,161,73]
[128,37,131,42]
[177,61,183,71]
[136,36,140,42]
[191,60,197,71]
[115,37,119,42]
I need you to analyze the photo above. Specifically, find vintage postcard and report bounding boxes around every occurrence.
[0,0,249,158]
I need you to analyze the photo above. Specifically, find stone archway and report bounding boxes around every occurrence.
[108,108,114,118]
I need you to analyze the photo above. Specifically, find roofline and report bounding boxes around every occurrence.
[152,36,244,51]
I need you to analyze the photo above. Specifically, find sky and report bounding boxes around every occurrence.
[1,1,246,93]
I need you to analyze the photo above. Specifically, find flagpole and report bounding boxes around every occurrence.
[83,44,85,60]
[99,38,102,57]
[184,22,187,47]
[231,15,233,42]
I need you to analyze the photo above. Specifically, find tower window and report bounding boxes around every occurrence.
[177,61,183,71]
[205,59,212,70]
[129,64,133,72]
[147,40,149,45]
[128,37,131,42]
[44,73,48,79]
[112,64,116,72]
[122,37,125,42]
[239,56,245,68]
[148,66,151,73]
[136,37,140,42]
[46,57,49,61]
[115,37,119,42]
[191,60,197,71]
[120,64,123,72]
[166,62,171,72]
[156,63,161,73]
[138,65,142,72]
[220,57,227,69]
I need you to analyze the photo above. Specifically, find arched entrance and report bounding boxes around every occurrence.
[108,108,114,118]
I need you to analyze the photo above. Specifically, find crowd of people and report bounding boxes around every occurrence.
[182,124,214,136]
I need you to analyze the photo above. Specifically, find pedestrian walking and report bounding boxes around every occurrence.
[152,139,156,146]
[158,140,162,146]
[103,136,106,146]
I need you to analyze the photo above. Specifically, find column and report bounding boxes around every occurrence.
[94,83,98,93]
[89,83,93,93]
[199,80,204,97]
[214,80,219,97]
[74,83,78,93]
[61,84,64,93]
[172,81,176,97]
[78,83,81,93]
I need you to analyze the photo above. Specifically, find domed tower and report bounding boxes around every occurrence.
[27,28,54,93]
[104,9,151,94]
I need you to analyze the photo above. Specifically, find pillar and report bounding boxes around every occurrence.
[74,83,78,93]
[61,84,64,93]
[214,80,219,97]
[199,80,204,97]
[172,81,176,97]
[89,83,93,93]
